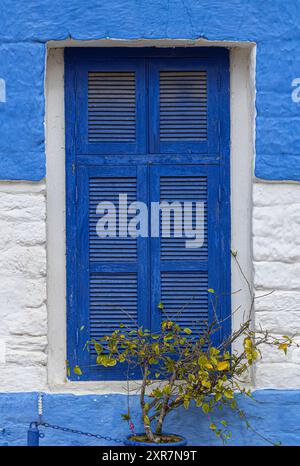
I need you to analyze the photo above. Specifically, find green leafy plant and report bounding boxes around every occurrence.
[85,310,295,444]
[76,255,298,445]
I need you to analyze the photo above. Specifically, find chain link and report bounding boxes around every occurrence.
[39,422,124,444]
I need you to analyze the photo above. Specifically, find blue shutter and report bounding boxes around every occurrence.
[148,58,219,155]
[150,165,223,346]
[66,49,230,381]
[71,165,149,380]
[73,57,147,155]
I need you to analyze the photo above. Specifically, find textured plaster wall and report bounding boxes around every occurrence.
[0,182,47,391]
[0,0,300,446]
[0,0,300,180]
[253,182,300,388]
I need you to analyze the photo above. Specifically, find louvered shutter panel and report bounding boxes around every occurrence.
[66,50,230,381]
[150,165,220,344]
[75,59,147,154]
[75,165,149,380]
[149,59,219,154]
[88,72,137,143]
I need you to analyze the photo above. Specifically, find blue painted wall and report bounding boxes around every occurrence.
[0,0,300,447]
[0,0,300,180]
[0,391,300,446]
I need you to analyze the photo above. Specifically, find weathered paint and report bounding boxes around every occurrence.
[0,1,300,180]
[0,391,300,446]
[0,0,300,448]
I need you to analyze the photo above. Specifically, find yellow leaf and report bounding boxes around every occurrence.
[183,328,192,335]
[205,363,214,370]
[217,361,229,371]
[208,288,215,293]
[202,379,211,389]
[244,337,252,349]
[279,343,288,353]
[96,355,103,364]
[210,422,217,430]
[107,358,117,366]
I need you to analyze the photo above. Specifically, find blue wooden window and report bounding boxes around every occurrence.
[65,48,230,381]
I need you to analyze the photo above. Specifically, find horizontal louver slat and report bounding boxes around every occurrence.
[161,271,208,336]
[160,71,207,141]
[89,273,138,350]
[88,72,136,142]
[160,176,208,260]
[89,177,137,261]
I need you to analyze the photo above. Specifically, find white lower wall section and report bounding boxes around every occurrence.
[253,181,300,388]
[0,182,47,391]
[0,179,299,391]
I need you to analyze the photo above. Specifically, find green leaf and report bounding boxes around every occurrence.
[183,328,192,335]
[158,302,164,310]
[230,400,237,409]
[208,288,215,293]
[224,389,234,399]
[215,393,222,402]
[80,325,85,331]
[121,413,131,421]
[73,365,82,376]
[149,357,158,364]
[94,342,103,355]
[202,403,210,414]
[210,422,217,430]
[183,399,190,410]
[163,384,171,395]
[143,415,150,426]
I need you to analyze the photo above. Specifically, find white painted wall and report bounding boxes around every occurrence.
[253,182,300,388]
[0,40,299,392]
[0,182,47,391]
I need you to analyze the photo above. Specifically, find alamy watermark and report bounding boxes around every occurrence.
[291,78,300,103]
[0,78,6,103]
[96,194,205,249]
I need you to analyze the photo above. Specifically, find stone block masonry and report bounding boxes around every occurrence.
[253,181,300,388]
[0,182,47,391]
[0,179,299,391]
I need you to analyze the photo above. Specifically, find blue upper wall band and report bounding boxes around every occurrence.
[0,0,300,181]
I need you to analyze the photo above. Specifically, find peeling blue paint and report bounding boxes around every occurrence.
[0,391,299,446]
[0,1,299,180]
